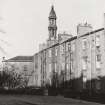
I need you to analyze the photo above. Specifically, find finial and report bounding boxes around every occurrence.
[52,5,54,8]
[85,21,88,26]
[63,31,66,35]
[51,0,55,8]
[51,4,54,11]
[49,3,56,19]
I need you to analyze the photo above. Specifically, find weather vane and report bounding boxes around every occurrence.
[51,0,55,6]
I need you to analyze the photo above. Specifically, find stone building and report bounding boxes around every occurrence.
[3,56,34,86]
[75,27,105,91]
[34,6,105,92]
[34,6,72,87]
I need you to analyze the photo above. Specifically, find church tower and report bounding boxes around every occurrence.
[48,5,57,42]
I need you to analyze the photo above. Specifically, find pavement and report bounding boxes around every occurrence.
[0,95,104,105]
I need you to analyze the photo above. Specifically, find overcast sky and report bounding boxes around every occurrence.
[0,0,105,59]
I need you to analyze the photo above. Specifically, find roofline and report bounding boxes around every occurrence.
[35,27,104,54]
[61,36,77,44]
[39,42,59,53]
[58,34,72,36]
[3,60,33,62]
[3,55,34,62]
[79,28,104,38]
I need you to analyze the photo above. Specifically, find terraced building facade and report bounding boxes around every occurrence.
[34,6,105,93]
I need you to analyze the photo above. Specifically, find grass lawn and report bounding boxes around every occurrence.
[0,95,104,105]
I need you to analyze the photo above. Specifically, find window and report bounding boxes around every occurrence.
[96,61,100,69]
[35,62,38,69]
[71,43,75,52]
[23,65,27,71]
[96,35,100,47]
[96,80,101,90]
[66,63,69,70]
[62,63,65,70]
[51,20,53,25]
[83,76,87,89]
[96,54,101,62]
[49,64,51,72]
[50,20,55,25]
[91,37,95,48]
[61,44,65,54]
[83,70,87,77]
[83,56,88,62]
[97,70,101,76]
[52,29,54,36]
[49,49,52,57]
[68,43,71,51]
[55,48,57,56]
[66,43,69,52]
[55,63,57,72]
[82,39,87,50]
[60,45,63,53]
[82,59,87,70]
[51,20,55,25]
[83,76,87,82]
[63,44,65,53]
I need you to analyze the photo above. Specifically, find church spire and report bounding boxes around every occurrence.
[48,5,57,40]
[49,5,56,19]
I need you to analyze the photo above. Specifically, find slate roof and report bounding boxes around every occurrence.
[49,5,56,19]
[3,56,33,62]
[39,27,104,53]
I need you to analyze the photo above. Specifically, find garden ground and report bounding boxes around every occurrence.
[0,95,104,105]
